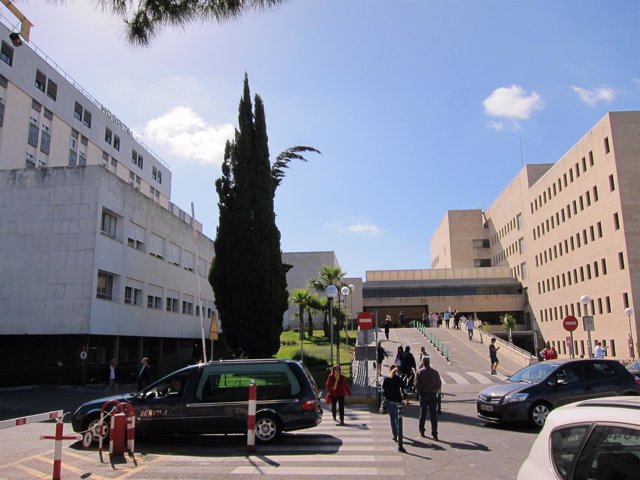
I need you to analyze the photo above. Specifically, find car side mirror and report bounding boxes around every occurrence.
[548,378,557,387]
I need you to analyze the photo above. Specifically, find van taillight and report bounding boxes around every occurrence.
[301,399,317,410]
[634,376,640,385]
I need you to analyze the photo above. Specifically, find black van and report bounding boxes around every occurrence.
[72,359,323,443]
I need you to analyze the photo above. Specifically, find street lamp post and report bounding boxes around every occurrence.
[325,285,338,367]
[580,294,594,358]
[340,286,351,366]
[625,307,635,360]
[348,284,355,331]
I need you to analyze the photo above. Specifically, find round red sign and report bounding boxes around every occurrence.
[563,315,579,332]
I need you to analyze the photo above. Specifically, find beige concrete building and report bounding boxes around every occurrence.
[433,112,640,360]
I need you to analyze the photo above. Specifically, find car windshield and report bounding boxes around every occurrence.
[627,361,640,371]
[508,362,559,383]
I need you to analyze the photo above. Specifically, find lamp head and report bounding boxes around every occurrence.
[9,32,22,47]
[625,307,634,316]
[580,294,591,305]
[325,285,338,299]
[340,286,350,296]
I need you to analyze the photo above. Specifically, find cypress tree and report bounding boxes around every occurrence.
[210,75,287,357]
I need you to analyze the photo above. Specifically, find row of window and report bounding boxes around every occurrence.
[539,292,630,323]
[530,145,606,214]
[104,127,121,151]
[1,41,13,66]
[534,221,604,268]
[549,338,616,358]
[101,209,208,275]
[73,101,92,128]
[537,258,609,295]
[492,213,523,243]
[533,185,600,241]
[35,69,57,101]
[363,285,523,299]
[97,271,213,317]
[494,237,525,265]
[510,262,528,281]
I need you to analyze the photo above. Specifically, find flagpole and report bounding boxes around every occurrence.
[191,202,207,363]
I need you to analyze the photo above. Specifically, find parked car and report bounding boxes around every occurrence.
[72,359,323,443]
[517,396,640,479]
[626,359,640,378]
[477,359,640,427]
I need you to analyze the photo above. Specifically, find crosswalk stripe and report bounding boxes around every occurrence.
[446,372,470,384]
[231,466,403,475]
[466,371,493,383]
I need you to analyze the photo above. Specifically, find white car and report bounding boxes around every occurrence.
[517,396,640,480]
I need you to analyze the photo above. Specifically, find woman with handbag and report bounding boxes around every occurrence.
[325,365,351,425]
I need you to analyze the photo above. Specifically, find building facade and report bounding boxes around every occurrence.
[433,112,640,360]
[0,20,216,386]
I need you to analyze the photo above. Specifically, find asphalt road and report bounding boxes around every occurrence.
[0,327,539,479]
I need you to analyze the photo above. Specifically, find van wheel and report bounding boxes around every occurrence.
[529,402,551,427]
[255,414,281,443]
[86,415,110,444]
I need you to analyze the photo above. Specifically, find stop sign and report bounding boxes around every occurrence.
[563,315,579,332]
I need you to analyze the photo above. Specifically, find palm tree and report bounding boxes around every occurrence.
[306,294,324,337]
[289,289,312,361]
[94,0,288,46]
[502,313,516,343]
[307,265,347,339]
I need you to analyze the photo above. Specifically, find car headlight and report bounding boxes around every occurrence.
[503,392,529,404]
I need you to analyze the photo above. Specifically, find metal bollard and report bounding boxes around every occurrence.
[247,380,257,452]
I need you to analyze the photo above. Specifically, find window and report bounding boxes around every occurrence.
[27,122,39,147]
[79,152,86,166]
[149,233,164,258]
[132,150,144,169]
[166,290,179,312]
[152,166,163,184]
[623,292,629,309]
[127,222,145,251]
[183,250,195,272]
[588,151,594,166]
[582,157,587,172]
[105,128,112,145]
[74,102,83,121]
[619,252,625,270]
[604,136,610,154]
[0,101,4,128]
[473,259,491,267]
[182,295,194,315]
[609,174,616,191]
[43,108,53,120]
[147,284,163,310]
[601,258,607,275]
[198,257,208,277]
[46,80,57,101]
[124,286,143,306]
[68,150,77,166]
[593,186,599,202]
[167,242,180,266]
[40,129,51,154]
[0,41,13,66]
[96,271,114,300]
[472,239,490,248]
[520,262,527,279]
[597,222,602,238]
[32,99,42,112]
[613,212,620,230]
[83,109,92,128]
[113,135,120,151]
[35,70,46,92]
[101,210,117,238]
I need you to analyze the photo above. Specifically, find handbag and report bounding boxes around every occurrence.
[324,392,332,404]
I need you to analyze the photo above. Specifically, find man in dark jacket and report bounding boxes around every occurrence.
[137,357,152,390]
[400,346,416,390]
[415,356,442,440]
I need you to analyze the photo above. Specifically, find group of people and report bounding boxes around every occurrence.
[105,356,153,394]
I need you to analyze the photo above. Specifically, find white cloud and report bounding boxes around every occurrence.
[570,84,615,106]
[348,223,382,237]
[487,120,505,131]
[483,85,543,120]
[142,107,235,165]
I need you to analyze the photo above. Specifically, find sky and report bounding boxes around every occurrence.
[5,0,640,279]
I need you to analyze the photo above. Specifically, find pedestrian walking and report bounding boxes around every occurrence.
[400,345,416,391]
[137,357,152,390]
[325,365,351,425]
[444,311,450,329]
[106,358,118,394]
[422,312,427,327]
[384,314,391,340]
[376,341,388,376]
[419,346,428,363]
[540,342,553,360]
[465,316,475,341]
[415,356,442,440]
[393,345,404,373]
[399,311,405,328]
[489,339,500,374]
[594,341,607,358]
[382,365,408,442]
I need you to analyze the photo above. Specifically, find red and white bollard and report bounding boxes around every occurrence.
[247,380,257,452]
[40,418,81,480]
[98,400,136,464]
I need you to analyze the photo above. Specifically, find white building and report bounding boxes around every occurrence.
[0,19,216,385]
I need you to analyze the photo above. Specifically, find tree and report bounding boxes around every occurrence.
[289,289,312,340]
[210,75,318,358]
[93,0,287,46]
[307,265,347,338]
[502,313,516,343]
